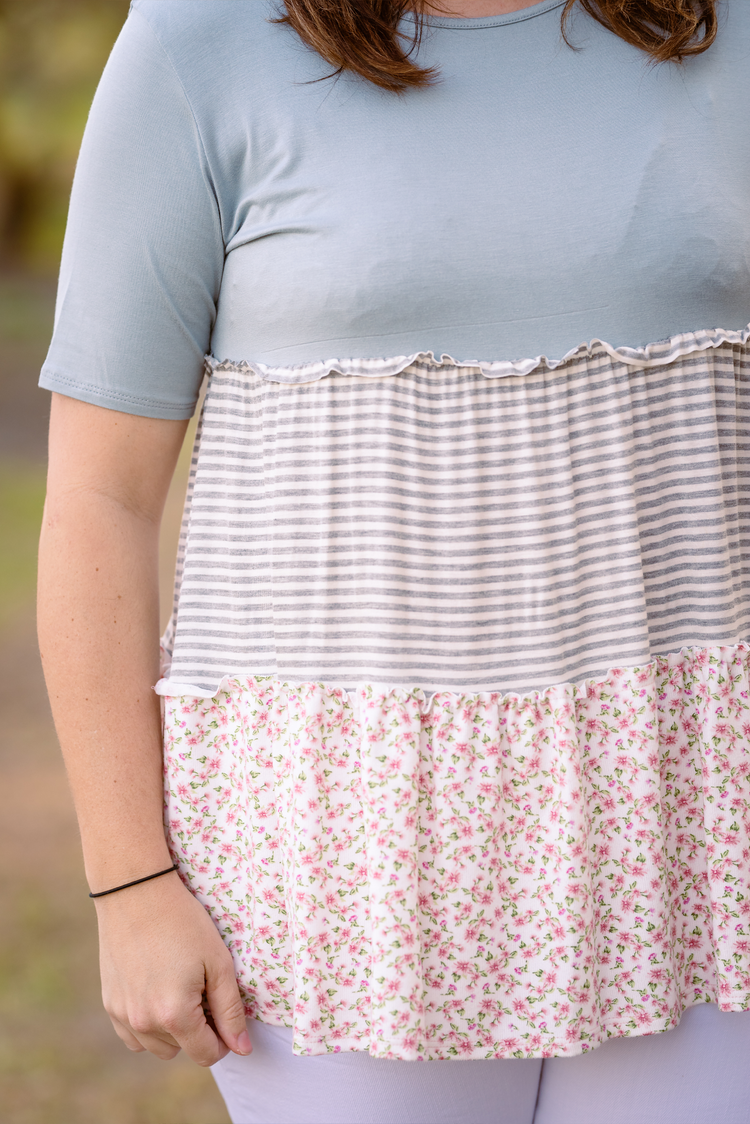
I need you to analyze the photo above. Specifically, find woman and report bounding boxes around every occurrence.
[37,1,750,1121]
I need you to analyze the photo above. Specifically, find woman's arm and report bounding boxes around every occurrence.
[37,393,251,1066]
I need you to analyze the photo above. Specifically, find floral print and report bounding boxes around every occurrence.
[162,643,750,1059]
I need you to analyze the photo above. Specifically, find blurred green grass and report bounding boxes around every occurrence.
[0,0,131,273]
[0,272,52,629]
[0,460,46,628]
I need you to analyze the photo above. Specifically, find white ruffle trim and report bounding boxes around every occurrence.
[205,322,750,385]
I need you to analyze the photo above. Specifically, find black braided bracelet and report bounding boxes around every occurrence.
[88,864,178,899]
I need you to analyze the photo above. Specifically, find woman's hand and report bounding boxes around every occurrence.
[96,871,252,1066]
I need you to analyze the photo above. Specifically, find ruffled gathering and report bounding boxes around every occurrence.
[163,642,750,1060]
[203,321,750,386]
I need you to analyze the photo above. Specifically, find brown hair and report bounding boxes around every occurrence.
[276,1,718,92]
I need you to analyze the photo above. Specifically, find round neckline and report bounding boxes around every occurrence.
[404,0,566,29]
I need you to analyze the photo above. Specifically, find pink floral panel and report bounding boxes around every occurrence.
[162,643,750,1060]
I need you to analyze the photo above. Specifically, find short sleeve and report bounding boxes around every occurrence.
[39,6,224,419]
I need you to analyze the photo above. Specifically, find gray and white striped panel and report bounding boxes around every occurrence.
[160,340,750,696]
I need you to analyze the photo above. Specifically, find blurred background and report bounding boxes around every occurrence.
[0,2,227,1120]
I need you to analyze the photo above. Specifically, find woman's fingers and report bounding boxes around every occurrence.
[204,951,253,1057]
[109,993,226,1066]
[109,1014,147,1053]
[154,991,231,1067]
[106,1000,182,1060]
[124,1027,182,1062]
[175,1022,231,1067]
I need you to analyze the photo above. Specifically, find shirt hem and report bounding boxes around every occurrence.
[246,997,749,1060]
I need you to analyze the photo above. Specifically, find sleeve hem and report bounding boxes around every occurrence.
[38,369,197,420]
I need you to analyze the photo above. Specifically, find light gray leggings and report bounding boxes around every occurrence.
[212,1005,750,1124]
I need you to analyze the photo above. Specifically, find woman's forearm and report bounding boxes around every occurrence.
[37,394,188,890]
[38,486,170,890]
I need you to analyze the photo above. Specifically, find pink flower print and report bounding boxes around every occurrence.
[161,646,750,1060]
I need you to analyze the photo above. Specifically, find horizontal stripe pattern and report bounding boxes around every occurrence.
[162,339,750,694]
